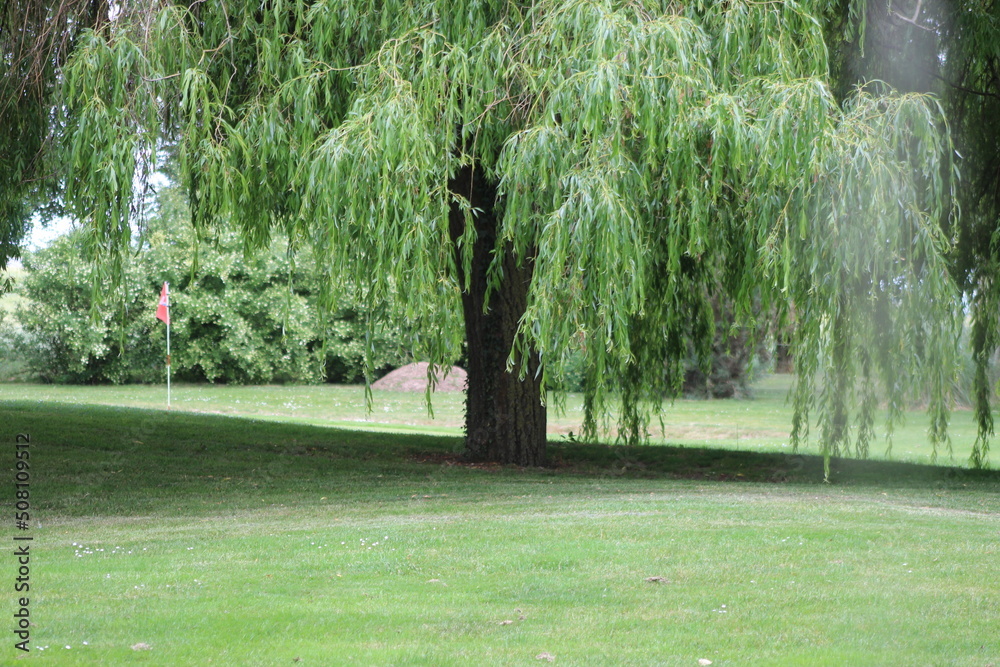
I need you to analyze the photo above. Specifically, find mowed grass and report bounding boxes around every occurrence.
[1,397,999,665]
[0,374,989,466]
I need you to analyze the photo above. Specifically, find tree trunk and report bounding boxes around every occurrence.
[774,334,794,374]
[448,164,547,466]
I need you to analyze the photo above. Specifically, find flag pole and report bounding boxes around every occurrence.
[166,282,171,410]
[157,282,172,410]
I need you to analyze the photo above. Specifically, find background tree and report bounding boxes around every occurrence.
[681,290,772,400]
[57,0,960,469]
[823,0,999,465]
[0,0,110,279]
[11,178,408,384]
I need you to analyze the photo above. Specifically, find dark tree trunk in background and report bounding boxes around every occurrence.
[682,290,772,397]
[773,334,794,374]
[448,164,547,466]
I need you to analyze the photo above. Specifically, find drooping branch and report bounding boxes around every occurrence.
[931,72,1000,102]
[50,0,965,470]
[889,0,933,31]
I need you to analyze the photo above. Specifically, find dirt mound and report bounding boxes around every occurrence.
[371,362,467,392]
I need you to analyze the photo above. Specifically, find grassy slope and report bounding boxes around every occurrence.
[1,399,998,665]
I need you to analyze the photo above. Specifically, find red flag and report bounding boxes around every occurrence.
[156,282,170,324]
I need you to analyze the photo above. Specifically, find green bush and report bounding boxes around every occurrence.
[13,185,408,384]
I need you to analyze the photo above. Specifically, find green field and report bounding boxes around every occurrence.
[0,375,988,466]
[1,383,998,665]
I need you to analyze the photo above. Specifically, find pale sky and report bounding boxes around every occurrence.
[26,216,75,251]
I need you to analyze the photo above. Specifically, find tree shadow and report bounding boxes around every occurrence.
[4,400,996,520]
[547,441,1000,490]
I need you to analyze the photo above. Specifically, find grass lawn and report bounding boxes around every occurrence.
[0,375,988,466]
[1,392,998,665]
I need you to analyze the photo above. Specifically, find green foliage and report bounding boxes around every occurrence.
[13,181,407,384]
[0,0,110,275]
[56,0,963,467]
[15,234,157,383]
[824,0,999,466]
[681,290,771,400]
[953,325,1000,410]
[546,289,770,398]
[0,292,32,381]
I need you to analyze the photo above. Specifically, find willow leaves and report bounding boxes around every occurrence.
[58,0,962,467]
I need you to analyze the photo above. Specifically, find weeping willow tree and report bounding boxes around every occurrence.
[57,0,959,470]
[0,0,110,277]
[822,0,997,467]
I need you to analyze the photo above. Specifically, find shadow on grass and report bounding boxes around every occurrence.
[547,441,1000,489]
[3,400,997,519]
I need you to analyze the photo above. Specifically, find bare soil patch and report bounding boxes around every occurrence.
[372,362,467,392]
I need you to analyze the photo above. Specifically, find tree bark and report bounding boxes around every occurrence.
[773,335,794,374]
[448,164,547,466]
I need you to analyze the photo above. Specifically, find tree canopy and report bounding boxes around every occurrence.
[0,0,110,276]
[8,176,408,384]
[822,0,999,466]
[53,0,963,469]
